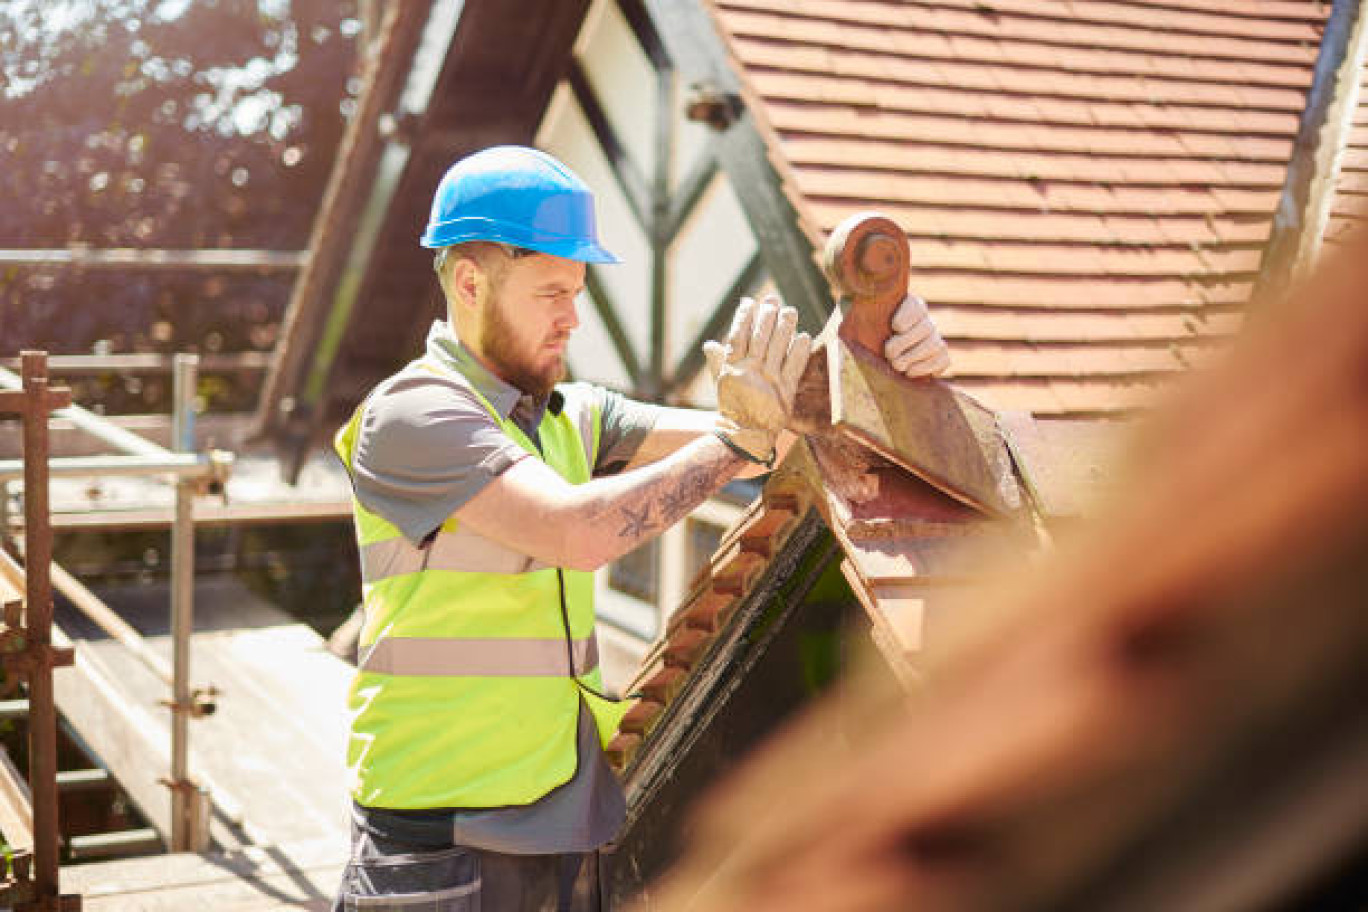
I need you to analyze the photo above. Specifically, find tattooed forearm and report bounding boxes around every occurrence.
[600,437,744,553]
[657,460,725,527]
[455,417,755,572]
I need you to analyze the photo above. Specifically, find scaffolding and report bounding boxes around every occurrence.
[0,353,81,911]
[0,351,234,906]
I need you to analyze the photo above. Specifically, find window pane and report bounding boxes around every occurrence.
[609,538,658,602]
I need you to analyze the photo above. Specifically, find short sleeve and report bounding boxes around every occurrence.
[349,373,531,544]
[583,385,664,476]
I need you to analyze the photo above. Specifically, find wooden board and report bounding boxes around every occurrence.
[54,623,180,845]
[0,746,33,853]
[829,336,1017,517]
[54,577,352,850]
[0,568,20,618]
[0,412,257,460]
[62,837,345,911]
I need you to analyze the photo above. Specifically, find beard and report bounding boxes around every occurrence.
[479,294,566,399]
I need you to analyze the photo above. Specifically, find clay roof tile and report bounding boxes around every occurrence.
[708,0,1328,417]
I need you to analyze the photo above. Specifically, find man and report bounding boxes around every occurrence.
[331,146,950,911]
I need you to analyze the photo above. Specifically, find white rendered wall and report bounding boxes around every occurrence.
[537,82,649,392]
[665,172,756,396]
[576,0,658,181]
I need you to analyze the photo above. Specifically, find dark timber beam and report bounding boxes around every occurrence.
[252,2,430,446]
[619,0,670,71]
[662,147,719,246]
[643,0,831,333]
[648,42,672,401]
[0,249,303,271]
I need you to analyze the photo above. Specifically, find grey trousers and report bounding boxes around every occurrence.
[332,824,601,912]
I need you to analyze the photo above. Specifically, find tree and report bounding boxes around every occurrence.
[0,0,360,411]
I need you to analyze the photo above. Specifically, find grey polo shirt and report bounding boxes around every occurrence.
[348,321,662,854]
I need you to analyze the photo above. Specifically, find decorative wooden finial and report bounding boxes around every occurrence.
[823,212,910,358]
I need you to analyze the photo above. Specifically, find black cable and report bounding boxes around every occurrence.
[557,569,621,703]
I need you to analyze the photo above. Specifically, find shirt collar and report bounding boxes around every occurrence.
[424,321,552,430]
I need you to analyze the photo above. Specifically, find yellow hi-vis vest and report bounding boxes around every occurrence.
[335,358,629,809]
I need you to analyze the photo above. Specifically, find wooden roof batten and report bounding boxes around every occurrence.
[1252,0,1368,309]
[0,249,304,271]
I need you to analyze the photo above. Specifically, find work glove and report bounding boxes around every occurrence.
[704,295,812,465]
[885,294,951,378]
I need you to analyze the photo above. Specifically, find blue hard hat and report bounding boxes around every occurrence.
[420,145,620,263]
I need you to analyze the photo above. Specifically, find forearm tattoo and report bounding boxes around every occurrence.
[601,440,742,547]
[618,503,655,538]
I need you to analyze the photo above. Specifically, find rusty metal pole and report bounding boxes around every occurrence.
[168,354,204,852]
[19,352,60,908]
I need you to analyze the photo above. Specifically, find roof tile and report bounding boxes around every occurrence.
[719,3,1318,69]
[720,0,1325,44]
[637,663,689,705]
[1320,56,1368,249]
[930,306,1242,343]
[784,139,1286,191]
[904,273,1253,308]
[944,339,1220,379]
[620,699,666,738]
[667,586,738,635]
[734,37,1311,111]
[752,69,1301,137]
[766,103,1295,162]
[605,732,641,769]
[710,0,1324,417]
[663,627,712,669]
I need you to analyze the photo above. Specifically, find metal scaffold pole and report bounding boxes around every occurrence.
[22,355,60,908]
[0,352,81,911]
[168,355,209,852]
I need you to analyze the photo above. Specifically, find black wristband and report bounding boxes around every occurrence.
[713,430,776,470]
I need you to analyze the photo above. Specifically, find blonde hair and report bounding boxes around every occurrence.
[433,241,535,294]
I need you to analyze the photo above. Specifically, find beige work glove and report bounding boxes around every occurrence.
[885,293,951,378]
[704,295,812,465]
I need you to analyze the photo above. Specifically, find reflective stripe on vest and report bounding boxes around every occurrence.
[336,356,629,810]
[359,635,598,677]
[360,527,551,580]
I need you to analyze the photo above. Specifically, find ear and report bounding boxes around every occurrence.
[445,257,486,314]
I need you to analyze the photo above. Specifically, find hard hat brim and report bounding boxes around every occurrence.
[420,218,620,265]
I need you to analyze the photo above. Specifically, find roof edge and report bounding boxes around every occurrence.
[1251,0,1368,308]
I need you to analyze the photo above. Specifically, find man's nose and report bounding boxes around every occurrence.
[561,294,581,330]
